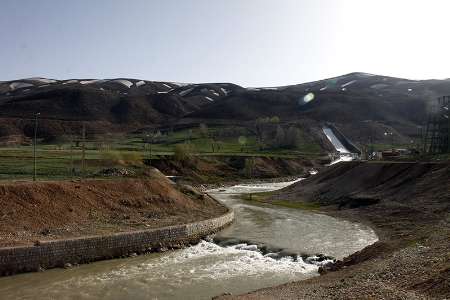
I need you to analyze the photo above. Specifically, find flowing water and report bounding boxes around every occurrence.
[0,180,377,300]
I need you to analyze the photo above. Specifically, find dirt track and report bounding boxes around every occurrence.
[0,169,227,247]
[218,162,450,299]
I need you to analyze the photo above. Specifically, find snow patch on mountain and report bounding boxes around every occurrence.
[179,88,194,97]
[341,80,357,88]
[80,80,103,85]
[114,80,133,88]
[9,82,34,90]
[136,81,146,87]
[170,82,190,87]
[63,80,79,85]
[370,83,389,89]
[210,89,220,96]
[28,78,57,84]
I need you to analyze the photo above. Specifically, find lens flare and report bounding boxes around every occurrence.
[303,92,315,103]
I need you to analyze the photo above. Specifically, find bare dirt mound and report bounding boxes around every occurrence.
[0,169,227,247]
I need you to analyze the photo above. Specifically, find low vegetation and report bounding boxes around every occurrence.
[0,123,322,181]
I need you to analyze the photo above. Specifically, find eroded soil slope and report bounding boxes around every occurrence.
[0,169,227,247]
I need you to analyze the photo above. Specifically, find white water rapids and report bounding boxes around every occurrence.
[0,180,378,300]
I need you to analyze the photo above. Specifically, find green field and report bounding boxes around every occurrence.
[0,125,323,181]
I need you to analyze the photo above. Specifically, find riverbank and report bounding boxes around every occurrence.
[0,168,234,276]
[0,168,228,248]
[218,162,450,299]
[152,155,323,184]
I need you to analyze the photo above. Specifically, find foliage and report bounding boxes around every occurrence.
[274,125,286,147]
[102,150,143,165]
[174,143,196,162]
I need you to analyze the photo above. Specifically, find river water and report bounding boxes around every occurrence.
[0,180,377,300]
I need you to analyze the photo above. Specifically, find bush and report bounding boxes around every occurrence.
[174,143,196,162]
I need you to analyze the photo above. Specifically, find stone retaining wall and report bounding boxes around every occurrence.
[0,210,234,276]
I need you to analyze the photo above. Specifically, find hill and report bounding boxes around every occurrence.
[1,72,449,148]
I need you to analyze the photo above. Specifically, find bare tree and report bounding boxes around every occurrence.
[286,126,302,148]
[274,125,286,148]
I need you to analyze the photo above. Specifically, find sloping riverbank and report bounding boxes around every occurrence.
[0,168,228,248]
[218,161,450,299]
[151,155,324,183]
[0,168,232,276]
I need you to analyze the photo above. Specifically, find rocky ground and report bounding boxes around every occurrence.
[217,161,450,300]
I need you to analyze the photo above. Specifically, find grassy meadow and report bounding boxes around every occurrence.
[0,125,323,181]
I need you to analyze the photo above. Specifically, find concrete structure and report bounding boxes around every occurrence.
[0,210,234,276]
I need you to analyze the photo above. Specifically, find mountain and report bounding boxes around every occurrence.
[0,73,448,146]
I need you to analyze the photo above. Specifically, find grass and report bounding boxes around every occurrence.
[240,191,321,211]
[0,125,323,181]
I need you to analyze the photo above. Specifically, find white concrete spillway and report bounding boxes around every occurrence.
[323,127,355,165]
[323,127,350,153]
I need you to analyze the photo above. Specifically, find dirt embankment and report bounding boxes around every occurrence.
[151,155,322,183]
[0,168,227,248]
[220,162,450,299]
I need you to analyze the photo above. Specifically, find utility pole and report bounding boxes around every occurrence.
[33,113,40,181]
[81,123,86,178]
[69,134,74,178]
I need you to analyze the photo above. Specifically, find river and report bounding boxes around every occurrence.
[0,180,377,300]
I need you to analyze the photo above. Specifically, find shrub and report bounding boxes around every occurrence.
[174,143,196,162]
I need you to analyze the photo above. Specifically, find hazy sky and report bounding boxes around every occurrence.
[1,0,450,86]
